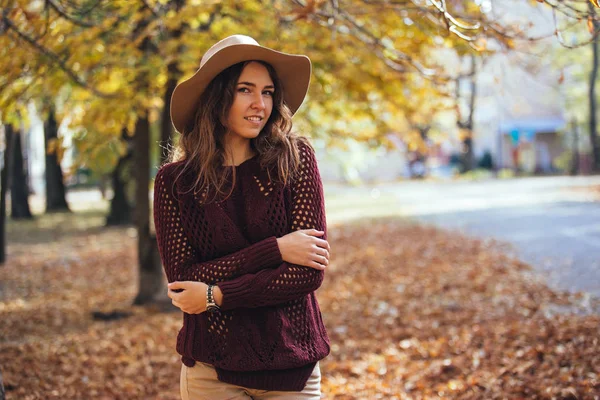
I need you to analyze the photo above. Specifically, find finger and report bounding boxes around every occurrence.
[168,281,187,290]
[314,238,329,250]
[168,289,182,300]
[308,261,326,270]
[315,247,330,259]
[313,254,329,266]
[305,229,324,236]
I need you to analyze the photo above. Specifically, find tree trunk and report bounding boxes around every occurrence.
[0,125,14,264]
[10,129,33,220]
[105,152,133,226]
[459,54,477,173]
[44,104,70,212]
[132,111,164,305]
[590,3,600,172]
[570,119,580,176]
[131,4,189,305]
[106,129,133,226]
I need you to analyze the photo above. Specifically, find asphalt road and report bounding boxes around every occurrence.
[325,175,600,300]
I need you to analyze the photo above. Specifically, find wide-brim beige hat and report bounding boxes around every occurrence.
[170,34,311,134]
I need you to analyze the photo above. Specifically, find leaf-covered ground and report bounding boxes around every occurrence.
[1,211,599,399]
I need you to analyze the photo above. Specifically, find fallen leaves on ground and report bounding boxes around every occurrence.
[1,213,599,399]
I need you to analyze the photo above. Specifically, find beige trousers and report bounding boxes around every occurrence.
[180,361,321,400]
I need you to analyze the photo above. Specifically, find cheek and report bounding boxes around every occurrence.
[266,98,274,116]
[228,98,245,121]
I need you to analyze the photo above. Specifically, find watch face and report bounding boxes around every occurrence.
[207,304,219,313]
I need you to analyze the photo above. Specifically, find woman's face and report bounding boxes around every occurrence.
[226,61,275,141]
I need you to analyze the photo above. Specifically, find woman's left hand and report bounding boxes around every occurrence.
[167,281,207,314]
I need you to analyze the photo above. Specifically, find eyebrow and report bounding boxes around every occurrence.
[237,81,275,90]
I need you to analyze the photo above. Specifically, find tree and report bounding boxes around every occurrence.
[544,0,600,172]
[132,110,163,305]
[10,128,33,220]
[456,54,478,173]
[0,124,14,264]
[105,128,133,226]
[589,2,600,172]
[43,102,70,212]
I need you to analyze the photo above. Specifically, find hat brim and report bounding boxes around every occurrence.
[170,44,311,134]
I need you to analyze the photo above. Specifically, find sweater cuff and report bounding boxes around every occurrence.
[217,276,253,311]
[243,236,283,274]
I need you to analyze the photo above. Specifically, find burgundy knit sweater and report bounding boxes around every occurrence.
[153,141,330,391]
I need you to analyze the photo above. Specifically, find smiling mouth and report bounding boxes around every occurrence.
[245,117,263,122]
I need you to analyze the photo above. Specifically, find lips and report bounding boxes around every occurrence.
[244,116,264,128]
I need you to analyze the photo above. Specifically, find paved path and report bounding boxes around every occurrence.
[324,175,600,300]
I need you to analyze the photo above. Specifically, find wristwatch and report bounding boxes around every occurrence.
[206,284,220,313]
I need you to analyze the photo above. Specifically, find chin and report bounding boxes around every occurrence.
[245,130,262,139]
[231,123,267,139]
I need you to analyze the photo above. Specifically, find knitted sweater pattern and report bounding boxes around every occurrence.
[153,142,330,391]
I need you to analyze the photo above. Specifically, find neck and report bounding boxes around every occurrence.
[223,135,255,166]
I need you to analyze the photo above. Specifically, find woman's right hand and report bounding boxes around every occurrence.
[276,229,330,270]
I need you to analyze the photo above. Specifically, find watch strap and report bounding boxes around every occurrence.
[206,284,220,312]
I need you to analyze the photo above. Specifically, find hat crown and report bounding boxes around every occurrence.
[201,35,260,68]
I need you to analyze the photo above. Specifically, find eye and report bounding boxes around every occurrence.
[238,87,250,93]
[263,90,274,96]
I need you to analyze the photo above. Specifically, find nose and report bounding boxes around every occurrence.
[251,93,266,110]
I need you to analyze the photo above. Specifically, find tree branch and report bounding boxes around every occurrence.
[333,7,443,79]
[2,15,119,98]
[45,0,99,28]
[140,0,161,18]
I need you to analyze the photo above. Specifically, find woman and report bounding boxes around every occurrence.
[153,35,331,399]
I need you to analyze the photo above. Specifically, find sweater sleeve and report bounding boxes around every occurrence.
[153,166,283,284]
[217,142,327,310]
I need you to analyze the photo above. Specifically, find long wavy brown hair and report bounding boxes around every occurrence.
[166,60,309,203]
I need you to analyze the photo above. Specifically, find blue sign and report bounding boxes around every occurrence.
[510,129,519,145]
